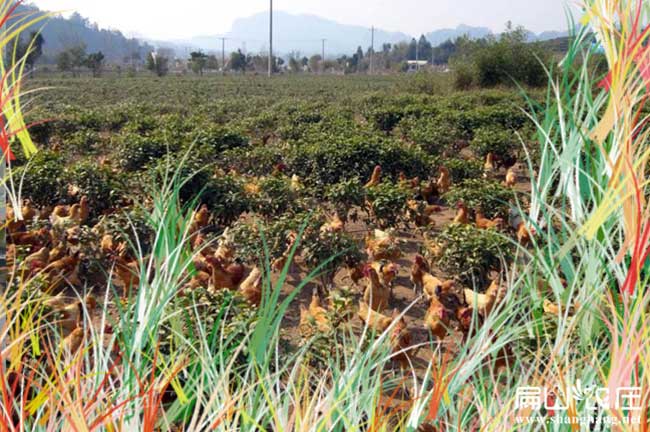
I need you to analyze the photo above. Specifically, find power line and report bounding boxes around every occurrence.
[370,26,375,75]
[268,0,273,77]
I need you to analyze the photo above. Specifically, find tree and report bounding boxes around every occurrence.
[16,32,45,72]
[56,45,86,77]
[230,50,247,73]
[308,55,322,73]
[85,51,105,77]
[189,51,208,75]
[146,52,169,77]
[56,50,72,75]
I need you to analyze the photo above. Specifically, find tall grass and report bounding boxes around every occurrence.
[2,1,650,431]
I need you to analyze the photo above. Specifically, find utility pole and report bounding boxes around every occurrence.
[370,26,375,75]
[416,39,419,71]
[321,38,326,74]
[220,37,226,75]
[268,0,273,77]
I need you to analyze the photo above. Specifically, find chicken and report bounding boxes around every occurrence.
[407,200,439,227]
[50,205,82,230]
[78,196,90,223]
[411,255,455,302]
[6,206,25,234]
[358,301,392,333]
[483,152,496,176]
[452,202,469,225]
[347,263,365,286]
[543,298,577,317]
[191,204,211,233]
[475,209,504,230]
[239,267,262,306]
[207,256,245,290]
[320,213,345,234]
[299,290,331,338]
[424,295,451,340]
[290,174,303,192]
[271,231,298,272]
[48,242,68,263]
[362,266,390,312]
[185,270,212,292]
[420,179,439,205]
[9,227,50,247]
[365,229,401,261]
[463,279,501,317]
[410,255,430,294]
[456,306,482,337]
[516,222,535,246]
[22,246,50,273]
[101,234,127,258]
[504,167,517,188]
[389,310,414,368]
[364,165,382,188]
[60,328,85,356]
[113,257,141,294]
[436,166,451,194]
[370,261,399,292]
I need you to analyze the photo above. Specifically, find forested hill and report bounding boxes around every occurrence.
[15,4,153,63]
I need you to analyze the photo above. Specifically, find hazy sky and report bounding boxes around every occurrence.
[31,0,576,40]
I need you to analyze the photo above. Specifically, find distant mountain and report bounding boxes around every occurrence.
[426,24,493,47]
[14,4,153,63]
[170,11,412,57]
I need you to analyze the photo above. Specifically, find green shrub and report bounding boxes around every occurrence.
[397,118,462,156]
[189,125,248,153]
[64,160,126,216]
[365,182,410,229]
[434,224,513,286]
[453,62,476,91]
[288,135,431,187]
[324,178,365,219]
[219,144,284,176]
[443,158,484,183]
[116,134,171,171]
[470,126,518,159]
[443,179,514,218]
[252,175,303,219]
[15,151,67,207]
[204,175,251,226]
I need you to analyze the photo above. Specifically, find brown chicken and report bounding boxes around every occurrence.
[370,261,399,291]
[207,256,246,290]
[390,310,415,368]
[113,257,141,294]
[516,222,535,246]
[436,166,451,194]
[483,152,496,176]
[320,213,345,234]
[191,204,211,233]
[410,255,430,294]
[6,206,25,233]
[299,290,332,338]
[358,301,393,333]
[364,165,382,188]
[424,295,451,340]
[78,196,90,223]
[239,267,263,306]
[9,227,50,246]
[60,328,85,356]
[365,229,401,261]
[347,262,366,286]
[475,209,504,230]
[504,167,517,188]
[420,179,439,204]
[463,279,502,317]
[452,202,469,225]
[363,266,390,312]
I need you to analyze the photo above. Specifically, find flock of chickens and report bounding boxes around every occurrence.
[6,149,537,360]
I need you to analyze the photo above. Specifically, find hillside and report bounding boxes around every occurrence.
[16,4,153,63]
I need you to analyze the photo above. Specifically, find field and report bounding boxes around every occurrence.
[4,56,650,431]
